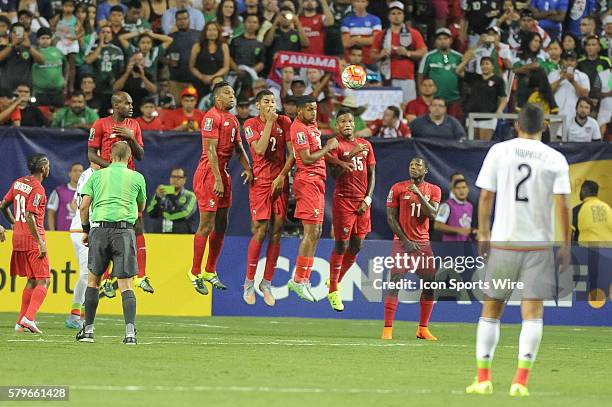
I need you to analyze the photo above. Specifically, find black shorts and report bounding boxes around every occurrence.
[87,227,138,279]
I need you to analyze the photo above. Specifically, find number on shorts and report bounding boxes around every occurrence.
[515,163,532,202]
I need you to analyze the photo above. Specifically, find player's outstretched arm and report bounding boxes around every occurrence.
[300,137,338,165]
[0,199,15,225]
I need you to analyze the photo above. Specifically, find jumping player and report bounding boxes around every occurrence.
[288,95,338,302]
[188,81,253,294]
[87,91,154,294]
[383,157,441,340]
[326,107,376,311]
[0,154,51,334]
[242,90,294,306]
[466,104,571,397]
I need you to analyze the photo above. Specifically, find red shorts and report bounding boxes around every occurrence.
[332,197,371,241]
[193,166,232,212]
[390,240,435,278]
[10,250,50,279]
[294,176,325,224]
[249,183,288,221]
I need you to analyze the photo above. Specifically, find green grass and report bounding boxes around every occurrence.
[1,313,611,407]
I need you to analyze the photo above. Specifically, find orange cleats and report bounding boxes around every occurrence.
[416,326,437,341]
[381,326,393,340]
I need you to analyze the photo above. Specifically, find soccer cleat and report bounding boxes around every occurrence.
[20,317,42,334]
[509,383,530,397]
[259,279,276,307]
[288,279,315,302]
[324,278,341,292]
[416,326,438,341]
[137,277,155,293]
[76,328,94,343]
[202,271,227,290]
[465,378,493,395]
[381,326,393,340]
[123,336,137,345]
[243,279,256,305]
[64,318,83,329]
[14,323,25,333]
[100,279,116,298]
[327,290,344,312]
[187,270,209,295]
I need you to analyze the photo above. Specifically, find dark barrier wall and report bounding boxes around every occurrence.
[2,128,612,238]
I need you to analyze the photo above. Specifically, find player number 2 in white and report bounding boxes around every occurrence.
[270,136,277,152]
[411,202,421,217]
[351,156,364,171]
[15,194,27,223]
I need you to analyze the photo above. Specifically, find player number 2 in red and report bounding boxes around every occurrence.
[351,156,364,171]
[15,194,27,223]
[411,202,421,217]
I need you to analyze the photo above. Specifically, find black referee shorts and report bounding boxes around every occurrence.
[87,226,138,279]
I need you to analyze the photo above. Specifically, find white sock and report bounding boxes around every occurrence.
[73,273,88,306]
[517,319,543,367]
[476,317,500,367]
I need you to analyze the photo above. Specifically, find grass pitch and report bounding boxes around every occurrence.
[1,313,610,407]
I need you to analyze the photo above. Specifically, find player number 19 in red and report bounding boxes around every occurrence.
[411,202,421,217]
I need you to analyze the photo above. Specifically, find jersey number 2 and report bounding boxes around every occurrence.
[15,195,27,223]
[515,163,532,202]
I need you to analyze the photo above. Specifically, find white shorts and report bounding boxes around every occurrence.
[56,40,79,55]
[391,79,416,104]
[483,248,557,301]
[472,118,498,130]
[70,232,89,277]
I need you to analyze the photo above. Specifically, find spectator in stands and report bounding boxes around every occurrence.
[163,86,203,131]
[242,0,259,18]
[461,0,501,46]
[529,0,568,40]
[136,97,164,130]
[565,0,597,38]
[456,54,507,140]
[107,5,128,47]
[230,13,265,94]
[577,35,611,92]
[342,45,380,82]
[466,27,513,75]
[0,90,23,126]
[341,0,381,66]
[291,79,306,96]
[190,22,230,97]
[80,74,102,113]
[601,15,612,59]
[157,77,177,109]
[508,9,551,53]
[264,4,310,61]
[15,84,48,127]
[236,96,252,131]
[305,68,332,102]
[593,66,612,137]
[113,52,158,112]
[549,50,590,130]
[97,0,128,27]
[513,31,545,107]
[0,23,44,92]
[119,30,173,83]
[371,2,427,105]
[435,178,475,242]
[404,78,437,123]
[566,97,601,142]
[299,0,334,55]
[47,162,83,231]
[282,95,298,120]
[142,0,172,33]
[147,167,197,234]
[540,39,562,74]
[365,105,410,138]
[123,0,150,34]
[75,4,95,76]
[497,0,521,42]
[525,67,558,115]
[31,27,65,107]
[51,91,100,129]
[572,180,612,243]
[85,24,124,116]
[578,15,597,48]
[269,66,295,108]
[51,0,83,94]
[409,97,466,140]
[258,0,280,42]
[418,27,464,120]
[217,0,244,42]
[325,0,352,57]
[164,9,199,103]
[0,16,10,36]
[161,0,205,35]
[17,10,45,46]
[561,32,580,55]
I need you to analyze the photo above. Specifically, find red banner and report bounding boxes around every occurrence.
[269,51,342,85]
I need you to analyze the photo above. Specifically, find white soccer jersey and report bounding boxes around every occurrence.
[476,138,571,243]
[69,167,95,231]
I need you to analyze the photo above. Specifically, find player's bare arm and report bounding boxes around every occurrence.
[87,147,111,168]
[477,188,495,257]
[0,224,5,242]
[326,152,354,177]
[80,194,92,246]
[25,211,46,259]
[554,193,572,273]
[204,138,224,197]
[0,199,15,225]
[300,137,339,165]
[357,165,376,215]
[272,141,295,198]
[251,108,277,156]
[387,206,420,252]
[408,183,439,220]
[112,126,144,161]
[234,138,254,185]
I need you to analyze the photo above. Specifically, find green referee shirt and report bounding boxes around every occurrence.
[418,49,463,102]
[82,162,146,224]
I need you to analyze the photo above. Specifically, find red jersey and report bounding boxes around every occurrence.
[291,118,326,180]
[244,115,292,185]
[199,106,240,174]
[404,96,429,119]
[2,176,46,251]
[88,116,144,170]
[329,137,375,200]
[136,116,165,131]
[372,28,426,80]
[299,14,326,55]
[367,119,411,138]
[386,180,441,242]
[163,108,205,130]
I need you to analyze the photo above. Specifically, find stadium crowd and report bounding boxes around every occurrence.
[0,0,609,142]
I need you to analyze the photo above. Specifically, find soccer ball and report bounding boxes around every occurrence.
[341,65,367,89]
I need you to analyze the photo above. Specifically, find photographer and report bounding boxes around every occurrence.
[112,52,157,115]
[263,4,309,61]
[146,168,197,234]
[0,23,44,92]
[14,84,48,127]
[0,88,26,126]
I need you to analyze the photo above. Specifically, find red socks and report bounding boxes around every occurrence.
[294,256,313,283]
[384,296,398,327]
[478,368,491,383]
[136,234,147,278]
[191,234,208,276]
[338,252,357,282]
[513,368,530,386]
[419,297,435,327]
[25,285,47,321]
[18,286,34,322]
[246,238,263,280]
[263,242,280,281]
[329,251,344,292]
[205,231,224,274]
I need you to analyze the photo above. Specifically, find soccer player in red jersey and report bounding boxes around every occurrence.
[242,90,294,306]
[288,95,338,302]
[326,107,376,311]
[189,81,253,294]
[0,154,51,334]
[383,157,441,340]
[87,92,154,295]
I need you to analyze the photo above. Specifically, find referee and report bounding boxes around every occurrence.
[76,142,147,345]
